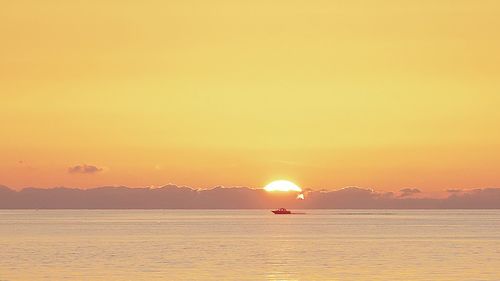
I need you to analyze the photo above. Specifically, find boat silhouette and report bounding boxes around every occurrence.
[272,208,292,214]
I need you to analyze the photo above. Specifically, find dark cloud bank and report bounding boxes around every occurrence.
[399,188,421,197]
[1,185,499,209]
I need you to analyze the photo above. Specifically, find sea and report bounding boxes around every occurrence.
[0,210,499,281]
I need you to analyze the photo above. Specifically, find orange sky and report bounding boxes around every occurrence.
[1,1,499,192]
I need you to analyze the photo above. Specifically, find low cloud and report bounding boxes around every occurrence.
[68,164,103,174]
[0,185,499,209]
[399,188,421,197]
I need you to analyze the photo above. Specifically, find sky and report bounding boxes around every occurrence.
[1,1,500,192]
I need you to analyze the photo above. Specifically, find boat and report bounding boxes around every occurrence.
[272,208,292,214]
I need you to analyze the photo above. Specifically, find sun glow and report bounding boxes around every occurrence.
[264,180,302,192]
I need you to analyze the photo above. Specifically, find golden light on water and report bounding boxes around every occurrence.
[264,180,302,192]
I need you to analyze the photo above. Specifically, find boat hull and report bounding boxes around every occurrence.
[272,210,291,214]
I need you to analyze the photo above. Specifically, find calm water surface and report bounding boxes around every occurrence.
[0,210,499,281]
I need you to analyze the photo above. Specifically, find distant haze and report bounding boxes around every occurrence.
[0,185,499,209]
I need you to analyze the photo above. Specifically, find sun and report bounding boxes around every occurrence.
[264,180,302,192]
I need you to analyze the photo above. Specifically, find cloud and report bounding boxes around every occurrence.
[399,188,421,197]
[68,164,103,174]
[1,185,500,209]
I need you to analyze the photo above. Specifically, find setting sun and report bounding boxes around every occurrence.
[264,180,302,192]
